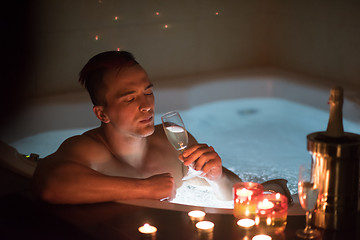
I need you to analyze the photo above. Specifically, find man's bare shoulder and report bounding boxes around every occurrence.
[58,128,102,150]
[45,128,111,165]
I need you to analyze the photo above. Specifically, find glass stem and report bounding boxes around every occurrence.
[305,210,312,232]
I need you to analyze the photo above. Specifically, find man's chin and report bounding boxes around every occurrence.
[140,125,155,137]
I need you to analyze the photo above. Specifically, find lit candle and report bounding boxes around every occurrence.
[188,210,206,222]
[252,234,272,240]
[196,221,214,232]
[237,218,255,228]
[233,182,264,220]
[255,193,288,234]
[237,188,253,199]
[138,223,157,235]
[258,199,275,210]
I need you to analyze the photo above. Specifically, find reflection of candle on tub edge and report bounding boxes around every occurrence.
[138,223,157,234]
[188,210,206,222]
[275,193,281,199]
[237,218,255,228]
[196,221,214,232]
[252,234,272,240]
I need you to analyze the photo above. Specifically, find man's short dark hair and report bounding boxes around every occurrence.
[79,51,139,106]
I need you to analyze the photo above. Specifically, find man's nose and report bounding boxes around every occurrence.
[140,97,152,112]
[140,105,151,112]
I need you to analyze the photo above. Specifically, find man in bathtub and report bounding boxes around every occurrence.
[32,51,291,204]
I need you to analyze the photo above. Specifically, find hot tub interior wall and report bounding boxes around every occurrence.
[2,0,360,128]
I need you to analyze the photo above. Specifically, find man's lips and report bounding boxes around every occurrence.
[139,116,153,123]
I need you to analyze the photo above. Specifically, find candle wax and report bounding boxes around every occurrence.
[252,234,272,240]
[237,218,255,228]
[188,210,206,221]
[196,221,214,231]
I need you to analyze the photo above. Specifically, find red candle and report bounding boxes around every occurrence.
[255,193,288,234]
[233,182,264,219]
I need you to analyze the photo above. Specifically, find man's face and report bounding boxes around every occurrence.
[101,65,155,138]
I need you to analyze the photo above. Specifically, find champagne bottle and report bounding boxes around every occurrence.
[325,86,344,137]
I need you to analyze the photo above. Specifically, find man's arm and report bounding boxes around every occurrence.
[32,137,175,204]
[205,167,241,200]
[33,159,174,204]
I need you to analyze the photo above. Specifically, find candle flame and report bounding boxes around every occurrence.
[138,223,157,234]
[258,198,275,210]
[236,188,253,197]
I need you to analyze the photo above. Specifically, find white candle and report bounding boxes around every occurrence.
[196,221,214,232]
[188,210,206,222]
[237,218,255,228]
[258,198,275,210]
[138,223,157,234]
[252,234,272,240]
[236,188,253,197]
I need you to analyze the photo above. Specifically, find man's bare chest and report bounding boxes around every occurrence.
[91,147,183,180]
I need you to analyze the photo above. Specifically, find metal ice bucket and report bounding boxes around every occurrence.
[307,132,360,230]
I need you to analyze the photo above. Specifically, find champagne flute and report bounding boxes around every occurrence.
[296,164,321,239]
[161,111,202,180]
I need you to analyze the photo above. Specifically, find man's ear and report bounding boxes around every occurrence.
[93,106,110,123]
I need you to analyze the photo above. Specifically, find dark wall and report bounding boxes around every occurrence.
[1,1,35,125]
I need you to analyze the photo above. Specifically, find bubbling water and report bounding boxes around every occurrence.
[10,98,360,209]
[159,98,360,208]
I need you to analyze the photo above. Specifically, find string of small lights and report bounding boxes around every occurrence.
[94,0,220,51]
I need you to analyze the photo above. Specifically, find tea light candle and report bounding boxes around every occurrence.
[255,193,288,234]
[233,182,264,219]
[258,199,275,210]
[196,221,214,232]
[138,223,157,235]
[188,210,206,222]
[237,218,255,228]
[237,188,254,199]
[252,234,272,240]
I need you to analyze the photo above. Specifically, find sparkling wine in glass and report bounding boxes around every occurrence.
[161,111,202,180]
[296,164,321,239]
